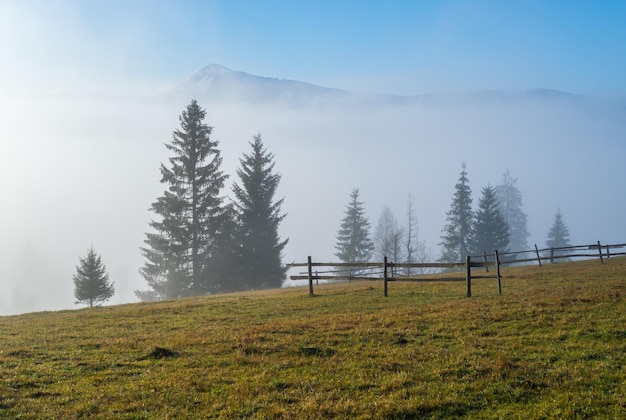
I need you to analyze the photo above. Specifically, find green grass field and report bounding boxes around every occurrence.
[1,257,625,418]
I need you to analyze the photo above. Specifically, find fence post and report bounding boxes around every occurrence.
[534,244,542,267]
[495,250,502,295]
[597,240,604,264]
[483,251,489,272]
[466,255,471,297]
[550,248,554,263]
[307,256,314,296]
[383,256,388,297]
[606,244,610,259]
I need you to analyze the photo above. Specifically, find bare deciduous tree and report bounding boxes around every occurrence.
[405,194,433,275]
[374,206,404,263]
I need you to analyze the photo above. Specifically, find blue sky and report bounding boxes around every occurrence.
[1,0,625,95]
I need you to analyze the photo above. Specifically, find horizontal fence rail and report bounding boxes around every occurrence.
[286,241,625,297]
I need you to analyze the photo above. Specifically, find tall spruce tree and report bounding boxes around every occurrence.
[471,185,510,256]
[439,163,474,262]
[73,246,114,308]
[495,170,529,251]
[232,133,288,290]
[335,188,374,264]
[139,100,230,299]
[546,209,572,260]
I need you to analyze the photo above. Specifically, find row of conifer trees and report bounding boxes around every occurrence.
[332,163,571,268]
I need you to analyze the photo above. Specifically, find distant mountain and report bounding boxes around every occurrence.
[171,63,623,109]
[172,64,352,106]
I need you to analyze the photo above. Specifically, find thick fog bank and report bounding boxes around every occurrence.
[1,93,624,315]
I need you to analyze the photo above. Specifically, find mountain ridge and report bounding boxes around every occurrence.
[172,63,597,107]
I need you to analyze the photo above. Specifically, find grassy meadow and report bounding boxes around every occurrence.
[1,257,625,418]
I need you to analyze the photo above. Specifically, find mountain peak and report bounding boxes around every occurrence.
[188,64,233,82]
[174,63,351,106]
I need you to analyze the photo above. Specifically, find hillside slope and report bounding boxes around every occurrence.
[1,258,625,418]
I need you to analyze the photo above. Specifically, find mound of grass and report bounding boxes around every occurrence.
[140,347,179,360]
[1,258,625,418]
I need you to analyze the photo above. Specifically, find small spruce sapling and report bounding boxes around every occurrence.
[73,246,114,308]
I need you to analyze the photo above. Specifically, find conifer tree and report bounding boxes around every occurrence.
[335,188,374,264]
[73,246,114,308]
[232,133,288,290]
[471,185,510,256]
[495,170,529,251]
[546,209,572,260]
[439,163,474,262]
[140,100,230,299]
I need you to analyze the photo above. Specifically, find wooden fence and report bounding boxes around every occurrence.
[493,241,626,266]
[286,241,626,298]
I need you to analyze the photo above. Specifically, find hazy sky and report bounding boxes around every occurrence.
[1,0,625,95]
[1,1,625,315]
